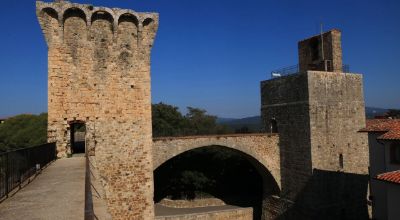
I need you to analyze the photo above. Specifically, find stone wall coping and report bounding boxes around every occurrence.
[153,133,278,141]
[155,206,253,218]
[158,198,226,208]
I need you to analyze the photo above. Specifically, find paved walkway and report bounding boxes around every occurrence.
[0,157,85,220]
[155,203,243,216]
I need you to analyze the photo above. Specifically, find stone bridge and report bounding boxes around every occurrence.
[152,133,281,189]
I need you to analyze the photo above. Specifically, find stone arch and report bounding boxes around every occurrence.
[152,135,281,189]
[39,7,59,45]
[90,10,114,78]
[118,13,139,49]
[141,17,157,47]
[88,7,115,23]
[117,13,139,73]
[63,7,87,26]
[153,140,281,219]
[91,10,114,32]
[156,144,280,189]
[63,7,87,63]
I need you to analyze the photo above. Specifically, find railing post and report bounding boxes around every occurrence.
[5,153,9,198]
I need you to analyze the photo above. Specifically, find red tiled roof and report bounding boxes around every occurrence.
[360,119,400,140]
[375,170,400,184]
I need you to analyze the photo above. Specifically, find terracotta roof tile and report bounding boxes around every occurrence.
[360,119,400,140]
[375,170,400,184]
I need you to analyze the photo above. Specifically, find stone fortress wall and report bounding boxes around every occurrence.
[36,1,158,219]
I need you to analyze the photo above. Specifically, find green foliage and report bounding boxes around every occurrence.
[152,102,186,137]
[0,113,47,152]
[152,103,232,137]
[386,109,400,119]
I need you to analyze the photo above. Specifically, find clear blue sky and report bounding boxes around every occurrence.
[0,0,399,118]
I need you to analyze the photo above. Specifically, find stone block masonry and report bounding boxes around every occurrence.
[36,1,158,219]
[261,29,369,219]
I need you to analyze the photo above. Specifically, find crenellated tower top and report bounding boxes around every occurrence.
[36,0,158,48]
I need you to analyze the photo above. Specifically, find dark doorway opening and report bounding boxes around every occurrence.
[154,146,279,220]
[70,122,86,154]
[270,118,278,133]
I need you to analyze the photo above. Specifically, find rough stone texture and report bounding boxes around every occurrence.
[261,32,369,219]
[159,198,226,208]
[36,1,158,219]
[307,71,369,174]
[298,29,342,73]
[155,207,253,220]
[262,196,293,220]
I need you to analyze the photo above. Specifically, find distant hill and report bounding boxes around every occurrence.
[365,107,389,119]
[216,117,237,124]
[218,116,262,132]
[218,107,391,132]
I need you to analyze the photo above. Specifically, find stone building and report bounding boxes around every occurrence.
[36,0,158,219]
[37,0,371,218]
[261,29,370,219]
[360,119,400,220]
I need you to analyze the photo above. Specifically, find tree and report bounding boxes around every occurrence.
[386,109,400,119]
[152,102,186,137]
[152,103,231,137]
[185,107,217,135]
[0,113,47,152]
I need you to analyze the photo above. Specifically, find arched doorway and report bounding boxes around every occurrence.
[69,121,86,155]
[154,145,280,220]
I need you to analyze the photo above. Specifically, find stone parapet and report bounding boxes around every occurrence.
[159,198,226,209]
[155,207,253,220]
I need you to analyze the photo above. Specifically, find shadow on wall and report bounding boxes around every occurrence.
[277,169,369,220]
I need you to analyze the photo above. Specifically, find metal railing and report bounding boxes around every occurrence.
[270,64,350,78]
[271,64,299,78]
[0,143,56,200]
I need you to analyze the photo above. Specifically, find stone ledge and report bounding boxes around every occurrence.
[153,133,277,141]
[158,198,226,208]
[155,207,253,220]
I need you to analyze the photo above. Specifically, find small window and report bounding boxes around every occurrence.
[390,142,400,164]
[310,38,320,61]
[270,118,278,133]
[339,154,344,169]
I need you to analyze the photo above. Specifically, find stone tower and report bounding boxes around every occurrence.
[36,1,158,219]
[298,29,343,73]
[261,30,369,219]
